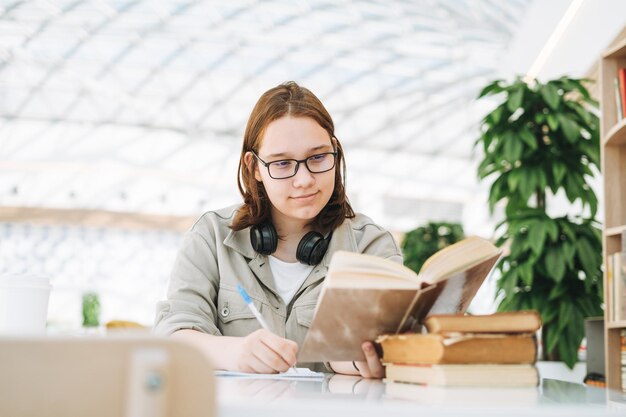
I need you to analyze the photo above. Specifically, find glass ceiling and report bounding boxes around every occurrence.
[0,0,532,233]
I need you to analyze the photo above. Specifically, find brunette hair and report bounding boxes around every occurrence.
[230,81,355,232]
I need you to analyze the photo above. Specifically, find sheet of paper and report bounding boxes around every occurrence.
[215,367,324,379]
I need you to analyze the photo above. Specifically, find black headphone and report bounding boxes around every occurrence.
[250,223,332,265]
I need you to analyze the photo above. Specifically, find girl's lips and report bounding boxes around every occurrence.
[292,192,318,200]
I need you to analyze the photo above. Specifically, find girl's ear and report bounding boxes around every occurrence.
[244,152,262,182]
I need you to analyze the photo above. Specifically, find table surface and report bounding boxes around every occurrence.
[216,373,626,417]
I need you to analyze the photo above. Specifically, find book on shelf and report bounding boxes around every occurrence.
[609,252,626,322]
[297,236,501,362]
[384,363,539,387]
[622,330,626,393]
[384,380,540,404]
[424,310,541,334]
[616,76,624,121]
[377,332,538,365]
[609,253,615,322]
[617,68,626,119]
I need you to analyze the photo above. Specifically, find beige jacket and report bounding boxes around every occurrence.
[154,204,402,371]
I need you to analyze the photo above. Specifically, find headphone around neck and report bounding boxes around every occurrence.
[250,223,332,266]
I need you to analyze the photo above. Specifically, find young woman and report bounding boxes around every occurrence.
[154,81,402,377]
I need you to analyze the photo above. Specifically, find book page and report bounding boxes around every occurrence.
[326,251,418,286]
[214,368,324,380]
[418,237,500,284]
[396,253,501,333]
[325,271,422,289]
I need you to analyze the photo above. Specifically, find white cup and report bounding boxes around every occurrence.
[0,274,52,335]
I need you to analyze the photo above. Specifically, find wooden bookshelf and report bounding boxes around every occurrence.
[601,28,626,391]
[607,321,626,330]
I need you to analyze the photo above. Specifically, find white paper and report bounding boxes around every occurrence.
[215,367,324,379]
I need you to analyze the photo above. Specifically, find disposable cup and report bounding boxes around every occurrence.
[0,274,52,335]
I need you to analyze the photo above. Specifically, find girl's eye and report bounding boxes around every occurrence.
[274,161,293,168]
[309,154,326,162]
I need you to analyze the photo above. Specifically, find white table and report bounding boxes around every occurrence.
[216,372,625,417]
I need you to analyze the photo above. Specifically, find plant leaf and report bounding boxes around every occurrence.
[478,79,504,98]
[541,82,560,110]
[507,170,521,192]
[544,247,565,282]
[519,127,538,150]
[547,114,559,131]
[575,238,598,280]
[507,87,524,113]
[528,221,546,257]
[558,114,580,143]
[545,220,559,242]
[552,162,567,185]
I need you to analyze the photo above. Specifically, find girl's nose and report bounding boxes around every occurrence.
[292,163,315,187]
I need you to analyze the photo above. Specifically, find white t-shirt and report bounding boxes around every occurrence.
[268,255,314,305]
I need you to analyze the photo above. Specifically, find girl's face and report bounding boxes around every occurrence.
[249,116,336,226]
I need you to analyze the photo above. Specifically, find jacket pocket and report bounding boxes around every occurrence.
[216,287,261,337]
[294,303,316,328]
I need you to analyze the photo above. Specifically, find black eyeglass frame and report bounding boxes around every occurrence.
[251,150,338,179]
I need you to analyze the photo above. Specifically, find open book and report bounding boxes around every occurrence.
[298,236,501,362]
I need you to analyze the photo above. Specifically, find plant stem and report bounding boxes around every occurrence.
[536,189,545,210]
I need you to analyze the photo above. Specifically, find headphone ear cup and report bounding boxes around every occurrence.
[250,223,278,255]
[296,231,330,265]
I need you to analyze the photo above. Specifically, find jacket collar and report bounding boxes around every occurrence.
[222,227,257,260]
[222,218,359,298]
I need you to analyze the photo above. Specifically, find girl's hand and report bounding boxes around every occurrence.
[328,341,384,378]
[352,341,384,378]
[235,329,298,373]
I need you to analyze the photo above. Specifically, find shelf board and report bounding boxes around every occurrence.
[603,37,626,58]
[606,225,626,237]
[607,321,626,329]
[604,118,626,146]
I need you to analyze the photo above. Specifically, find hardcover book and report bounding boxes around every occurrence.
[298,236,501,362]
[377,332,538,365]
[384,363,539,387]
[423,310,542,334]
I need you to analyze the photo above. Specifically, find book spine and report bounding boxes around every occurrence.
[620,68,626,119]
[622,254,626,321]
[617,77,625,121]
[381,334,538,365]
[616,255,622,322]
[609,254,614,322]
[622,330,626,393]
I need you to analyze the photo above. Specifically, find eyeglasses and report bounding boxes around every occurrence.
[252,150,337,179]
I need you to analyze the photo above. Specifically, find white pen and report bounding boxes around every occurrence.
[236,284,298,373]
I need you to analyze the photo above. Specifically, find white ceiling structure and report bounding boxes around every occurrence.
[1,0,625,235]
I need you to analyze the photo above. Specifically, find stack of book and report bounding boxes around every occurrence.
[377,311,541,388]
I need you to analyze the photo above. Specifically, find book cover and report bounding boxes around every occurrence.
[424,311,541,334]
[377,332,537,365]
[297,237,501,362]
[384,363,539,387]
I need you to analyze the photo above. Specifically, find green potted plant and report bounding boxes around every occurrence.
[475,76,603,367]
[402,222,465,274]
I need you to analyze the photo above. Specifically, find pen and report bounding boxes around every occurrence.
[236,284,298,373]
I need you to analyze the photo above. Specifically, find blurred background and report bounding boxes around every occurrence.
[1,0,625,328]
